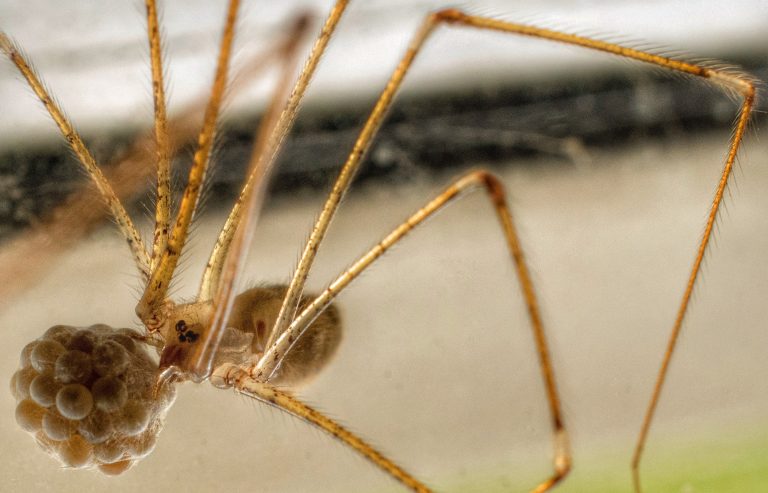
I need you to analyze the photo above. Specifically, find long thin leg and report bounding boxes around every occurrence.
[211,362,430,493]
[184,2,351,380]
[631,96,756,490]
[144,0,171,272]
[136,0,240,325]
[182,12,314,380]
[266,8,751,353]
[197,1,350,303]
[0,34,151,279]
[0,14,312,310]
[253,169,570,492]
[196,12,314,301]
[249,8,753,489]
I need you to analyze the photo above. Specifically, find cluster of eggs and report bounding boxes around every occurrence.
[10,324,176,474]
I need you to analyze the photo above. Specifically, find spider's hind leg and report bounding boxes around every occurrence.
[255,169,571,493]
[136,0,241,325]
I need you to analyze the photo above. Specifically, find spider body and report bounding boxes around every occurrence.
[1,0,758,491]
[156,286,342,388]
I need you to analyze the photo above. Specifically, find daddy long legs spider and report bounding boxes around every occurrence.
[1,0,766,491]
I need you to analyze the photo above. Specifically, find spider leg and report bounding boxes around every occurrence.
[197,10,317,302]
[212,362,430,493]
[0,26,298,310]
[242,8,753,490]
[144,0,171,272]
[136,0,240,325]
[197,1,350,303]
[185,3,350,380]
[0,34,151,279]
[252,169,570,492]
[631,95,755,490]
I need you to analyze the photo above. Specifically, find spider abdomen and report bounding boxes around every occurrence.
[223,285,342,387]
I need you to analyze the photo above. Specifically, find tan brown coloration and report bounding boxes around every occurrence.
[196,12,316,302]
[0,33,150,280]
[212,363,430,493]
[2,0,757,491]
[144,0,171,272]
[135,0,242,325]
[631,77,756,493]
[0,16,314,310]
[251,8,754,491]
[253,169,571,491]
[160,286,343,389]
[197,1,350,306]
[226,286,341,387]
[184,1,351,382]
[11,325,176,473]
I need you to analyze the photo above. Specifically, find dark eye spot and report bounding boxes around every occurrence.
[175,320,187,333]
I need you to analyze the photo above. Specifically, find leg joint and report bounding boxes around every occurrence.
[433,8,466,24]
[458,169,507,205]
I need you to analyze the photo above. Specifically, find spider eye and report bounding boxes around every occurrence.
[175,320,187,332]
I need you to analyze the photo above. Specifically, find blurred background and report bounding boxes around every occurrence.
[1,1,767,492]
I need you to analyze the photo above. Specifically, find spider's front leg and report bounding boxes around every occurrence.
[181,1,351,382]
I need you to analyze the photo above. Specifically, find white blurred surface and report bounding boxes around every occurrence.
[1,0,766,146]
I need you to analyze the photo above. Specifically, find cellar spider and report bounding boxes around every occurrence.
[1,0,759,491]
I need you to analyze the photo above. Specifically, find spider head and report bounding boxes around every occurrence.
[11,324,176,474]
[153,301,217,384]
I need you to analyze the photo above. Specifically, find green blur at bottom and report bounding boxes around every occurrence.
[440,427,768,493]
